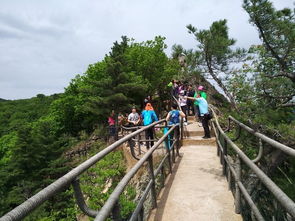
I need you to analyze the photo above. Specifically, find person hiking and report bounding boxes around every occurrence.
[108,110,116,142]
[193,85,207,123]
[128,107,140,127]
[165,103,186,146]
[141,103,158,148]
[187,85,195,116]
[188,95,211,139]
[178,90,188,125]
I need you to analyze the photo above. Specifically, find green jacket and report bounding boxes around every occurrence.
[194,91,207,105]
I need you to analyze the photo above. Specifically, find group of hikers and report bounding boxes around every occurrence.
[168,80,211,138]
[108,80,211,145]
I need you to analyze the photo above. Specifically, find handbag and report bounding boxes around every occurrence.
[205,112,213,120]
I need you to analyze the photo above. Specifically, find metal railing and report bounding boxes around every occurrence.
[0,119,181,221]
[210,107,295,220]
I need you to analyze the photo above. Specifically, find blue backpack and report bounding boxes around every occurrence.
[169,110,180,125]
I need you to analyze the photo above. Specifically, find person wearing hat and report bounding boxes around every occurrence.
[141,103,158,148]
[188,92,211,139]
[193,85,207,122]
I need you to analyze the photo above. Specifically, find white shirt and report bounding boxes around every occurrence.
[128,112,140,123]
[179,95,187,106]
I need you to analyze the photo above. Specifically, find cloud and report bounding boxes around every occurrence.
[0,0,293,99]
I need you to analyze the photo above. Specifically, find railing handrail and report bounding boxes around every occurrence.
[228,116,295,157]
[0,119,166,221]
[94,125,177,221]
[210,106,295,219]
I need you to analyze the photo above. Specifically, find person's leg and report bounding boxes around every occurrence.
[194,105,199,121]
[174,125,179,144]
[181,106,185,115]
[150,127,154,147]
[145,130,150,148]
[190,103,195,116]
[183,105,188,122]
[187,103,191,116]
[201,116,211,138]
[181,106,187,122]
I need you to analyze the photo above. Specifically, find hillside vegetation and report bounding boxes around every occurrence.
[0,36,180,219]
[0,0,294,220]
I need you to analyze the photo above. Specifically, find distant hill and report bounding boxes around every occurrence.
[0,98,7,102]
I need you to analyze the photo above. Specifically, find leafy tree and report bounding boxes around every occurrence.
[187,20,246,109]
[0,35,180,218]
[243,0,295,107]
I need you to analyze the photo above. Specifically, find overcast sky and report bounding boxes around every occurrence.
[0,0,293,100]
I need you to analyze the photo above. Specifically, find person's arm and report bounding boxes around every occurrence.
[135,113,140,125]
[127,114,133,123]
[153,111,158,122]
[165,112,171,122]
[187,97,196,100]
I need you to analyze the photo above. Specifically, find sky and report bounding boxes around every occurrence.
[0,0,293,100]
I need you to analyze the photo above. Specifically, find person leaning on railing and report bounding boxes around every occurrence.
[187,95,211,139]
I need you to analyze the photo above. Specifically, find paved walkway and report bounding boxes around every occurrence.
[149,118,242,221]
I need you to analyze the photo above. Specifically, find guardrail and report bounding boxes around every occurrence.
[0,119,181,221]
[210,107,295,221]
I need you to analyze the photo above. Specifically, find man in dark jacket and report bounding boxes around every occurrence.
[187,85,195,116]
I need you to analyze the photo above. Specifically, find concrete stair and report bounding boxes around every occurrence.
[182,136,216,146]
[182,118,215,146]
[148,115,241,221]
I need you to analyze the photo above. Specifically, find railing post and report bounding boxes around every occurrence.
[166,136,172,174]
[172,141,176,163]
[176,126,180,156]
[180,118,184,140]
[138,207,144,221]
[148,156,157,209]
[138,133,141,155]
[220,135,224,165]
[112,201,122,221]
[72,179,98,217]
[235,155,241,214]
[161,166,165,188]
[223,139,228,175]
[227,167,232,191]
[217,129,220,156]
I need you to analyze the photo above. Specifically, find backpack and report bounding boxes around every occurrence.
[169,110,180,124]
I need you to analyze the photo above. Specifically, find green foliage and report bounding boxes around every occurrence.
[187,20,247,108]
[0,35,178,219]
[56,36,179,135]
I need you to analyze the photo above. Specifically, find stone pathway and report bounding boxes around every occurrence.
[149,117,242,221]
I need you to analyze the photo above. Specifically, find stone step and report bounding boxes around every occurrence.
[184,130,204,137]
[187,115,196,121]
[182,136,216,146]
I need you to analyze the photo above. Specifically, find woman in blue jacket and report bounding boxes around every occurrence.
[141,103,158,148]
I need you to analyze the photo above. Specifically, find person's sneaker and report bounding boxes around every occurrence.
[202,136,211,139]
[184,122,188,126]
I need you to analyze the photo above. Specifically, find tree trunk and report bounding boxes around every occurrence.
[207,64,238,110]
